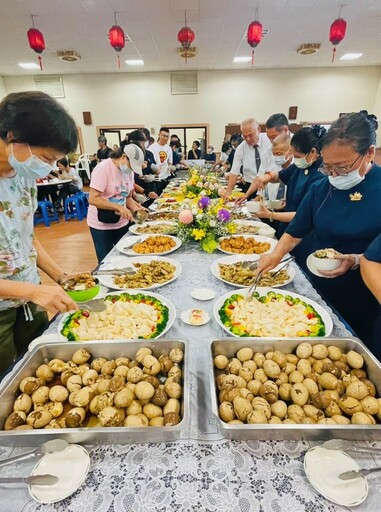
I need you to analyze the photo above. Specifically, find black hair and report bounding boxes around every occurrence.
[221,142,231,152]
[142,128,150,139]
[266,113,289,130]
[0,91,78,153]
[193,140,200,148]
[291,125,326,154]
[171,134,179,139]
[57,157,69,167]
[321,111,378,154]
[160,127,170,133]
[127,129,146,143]
[109,147,125,159]
[230,133,241,143]
[171,140,181,149]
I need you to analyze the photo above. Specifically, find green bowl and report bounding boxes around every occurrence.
[64,279,100,302]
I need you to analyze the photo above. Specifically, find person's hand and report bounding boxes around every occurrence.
[318,254,356,278]
[255,253,282,274]
[256,204,271,219]
[142,161,148,169]
[222,189,233,202]
[148,192,158,199]
[235,194,248,205]
[117,205,133,220]
[257,175,271,190]
[26,284,78,314]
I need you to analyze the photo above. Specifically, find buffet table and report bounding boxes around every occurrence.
[1,181,381,510]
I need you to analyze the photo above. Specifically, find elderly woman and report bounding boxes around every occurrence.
[256,111,381,346]
[0,91,78,375]
[87,143,146,263]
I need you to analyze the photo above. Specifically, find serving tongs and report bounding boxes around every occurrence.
[93,266,136,276]
[0,439,68,468]
[322,439,381,455]
[269,256,295,278]
[246,270,263,302]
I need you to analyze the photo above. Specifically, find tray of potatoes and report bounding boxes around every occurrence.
[210,337,381,441]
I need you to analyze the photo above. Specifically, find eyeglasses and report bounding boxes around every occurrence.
[319,154,364,176]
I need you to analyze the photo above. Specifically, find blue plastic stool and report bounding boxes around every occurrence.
[76,191,89,213]
[64,193,87,221]
[34,200,59,227]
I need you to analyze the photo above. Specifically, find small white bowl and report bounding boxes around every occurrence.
[246,201,262,213]
[191,288,216,300]
[266,199,283,210]
[311,254,341,271]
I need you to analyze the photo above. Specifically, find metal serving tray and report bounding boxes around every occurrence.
[0,339,188,447]
[210,337,381,441]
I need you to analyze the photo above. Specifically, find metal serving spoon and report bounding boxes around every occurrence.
[0,439,68,468]
[339,467,381,481]
[321,439,381,455]
[78,299,107,312]
[0,474,59,486]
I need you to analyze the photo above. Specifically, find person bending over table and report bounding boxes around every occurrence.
[0,91,79,376]
[256,111,381,347]
[87,144,146,263]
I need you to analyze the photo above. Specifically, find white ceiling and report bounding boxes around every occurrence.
[1,0,380,76]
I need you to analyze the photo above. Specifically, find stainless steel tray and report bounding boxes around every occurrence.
[0,339,188,447]
[210,337,381,441]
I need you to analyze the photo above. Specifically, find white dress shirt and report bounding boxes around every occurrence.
[230,133,274,183]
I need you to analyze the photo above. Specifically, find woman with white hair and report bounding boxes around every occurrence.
[204,144,216,162]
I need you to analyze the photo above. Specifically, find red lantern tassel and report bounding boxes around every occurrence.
[331,47,336,63]
[251,50,255,66]
[38,55,43,71]
[117,54,120,69]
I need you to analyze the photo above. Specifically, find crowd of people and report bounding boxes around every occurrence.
[0,90,380,377]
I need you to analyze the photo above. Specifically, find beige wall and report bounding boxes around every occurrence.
[2,66,381,152]
[0,77,6,101]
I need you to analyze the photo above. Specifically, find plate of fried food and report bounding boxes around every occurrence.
[211,254,295,288]
[129,220,176,235]
[96,255,182,290]
[231,220,276,238]
[116,235,182,256]
[217,234,276,255]
[148,211,179,221]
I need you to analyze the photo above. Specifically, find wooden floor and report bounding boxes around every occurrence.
[35,216,97,286]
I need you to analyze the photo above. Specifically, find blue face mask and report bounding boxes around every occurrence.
[8,144,56,179]
[119,163,132,175]
[328,169,365,190]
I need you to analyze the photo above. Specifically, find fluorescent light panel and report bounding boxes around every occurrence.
[19,62,40,69]
[233,56,251,63]
[125,59,144,66]
[340,53,363,61]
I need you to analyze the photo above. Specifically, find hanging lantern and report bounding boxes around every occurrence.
[329,17,347,63]
[27,16,45,71]
[247,20,263,66]
[177,11,195,63]
[109,13,125,69]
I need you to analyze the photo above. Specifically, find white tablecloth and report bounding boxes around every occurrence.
[1,232,381,511]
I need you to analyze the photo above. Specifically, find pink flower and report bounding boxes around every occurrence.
[179,210,194,224]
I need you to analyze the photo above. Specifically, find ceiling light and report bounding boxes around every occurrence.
[233,56,251,63]
[19,62,40,70]
[340,52,363,61]
[125,59,144,66]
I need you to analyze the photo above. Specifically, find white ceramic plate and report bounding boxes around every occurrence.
[213,287,333,337]
[96,255,182,291]
[304,446,368,507]
[129,220,176,235]
[217,234,277,255]
[232,219,276,238]
[58,289,176,341]
[29,444,90,504]
[306,253,338,278]
[115,235,182,256]
[191,288,216,301]
[180,309,210,326]
[211,255,296,289]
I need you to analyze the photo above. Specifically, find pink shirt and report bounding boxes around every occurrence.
[87,158,135,230]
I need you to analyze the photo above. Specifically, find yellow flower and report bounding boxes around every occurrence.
[192,228,206,241]
[227,223,237,234]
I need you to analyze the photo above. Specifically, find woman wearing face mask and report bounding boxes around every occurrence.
[0,91,79,376]
[87,143,145,263]
[252,127,327,239]
[256,111,381,346]
[204,145,216,163]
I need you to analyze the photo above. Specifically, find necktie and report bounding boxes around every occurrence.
[254,145,261,173]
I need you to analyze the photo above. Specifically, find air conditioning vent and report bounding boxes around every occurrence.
[170,71,198,95]
[57,50,81,62]
[34,75,65,98]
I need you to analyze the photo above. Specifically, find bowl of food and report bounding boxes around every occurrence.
[61,273,100,302]
[266,199,284,210]
[246,200,262,214]
[311,248,341,272]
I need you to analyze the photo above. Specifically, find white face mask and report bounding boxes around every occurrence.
[294,156,312,170]
[9,144,56,179]
[274,155,288,166]
[144,141,149,149]
[328,169,365,190]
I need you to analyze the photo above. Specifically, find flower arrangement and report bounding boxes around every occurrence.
[176,197,236,253]
[182,169,220,199]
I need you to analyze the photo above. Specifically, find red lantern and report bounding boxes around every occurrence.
[109,24,125,69]
[177,26,195,49]
[247,20,263,66]
[329,18,347,63]
[27,26,45,71]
